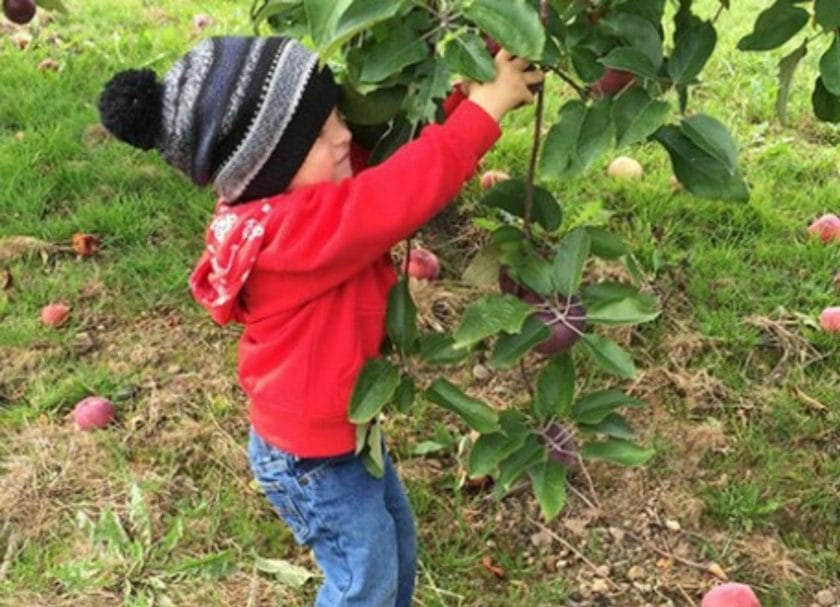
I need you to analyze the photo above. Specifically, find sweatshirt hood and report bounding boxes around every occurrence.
[189,199,275,324]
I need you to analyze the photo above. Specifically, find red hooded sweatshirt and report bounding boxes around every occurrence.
[189,94,500,457]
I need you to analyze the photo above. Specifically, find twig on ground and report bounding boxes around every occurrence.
[676,582,698,606]
[576,456,602,509]
[567,483,598,512]
[419,558,464,606]
[527,516,620,591]
[625,529,717,575]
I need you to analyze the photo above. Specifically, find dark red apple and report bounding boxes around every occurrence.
[543,421,577,467]
[406,247,440,281]
[483,35,501,57]
[533,295,586,355]
[591,68,635,97]
[498,266,542,303]
[3,0,36,24]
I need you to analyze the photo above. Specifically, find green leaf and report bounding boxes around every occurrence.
[813,77,840,123]
[532,354,575,420]
[570,46,604,83]
[425,378,500,434]
[462,242,503,286]
[359,27,428,83]
[479,178,563,231]
[340,83,406,126]
[321,0,406,59]
[304,0,351,48]
[581,283,660,326]
[776,42,808,124]
[577,98,614,170]
[417,333,471,365]
[158,517,184,559]
[364,420,385,477]
[529,460,567,521]
[35,0,68,13]
[453,294,535,349]
[815,0,840,29]
[654,125,749,202]
[581,333,637,379]
[668,19,717,85]
[586,228,629,260]
[386,278,417,352]
[612,87,670,148]
[490,315,552,368]
[128,484,152,549]
[599,46,659,80]
[572,389,643,425]
[348,358,400,423]
[496,434,546,493]
[404,59,451,124]
[499,241,555,295]
[551,229,591,296]
[539,101,585,179]
[394,375,416,413]
[737,0,809,51]
[254,555,315,588]
[578,413,636,440]
[680,114,738,175]
[444,32,497,83]
[469,430,527,477]
[819,35,840,96]
[463,0,546,59]
[599,12,663,70]
[582,438,655,466]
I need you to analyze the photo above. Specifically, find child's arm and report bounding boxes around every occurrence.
[258,52,543,295]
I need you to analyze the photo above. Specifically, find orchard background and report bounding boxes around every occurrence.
[0,0,838,606]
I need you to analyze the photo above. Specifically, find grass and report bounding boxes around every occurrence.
[1,1,838,606]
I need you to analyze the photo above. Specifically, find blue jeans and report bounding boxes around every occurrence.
[248,428,417,607]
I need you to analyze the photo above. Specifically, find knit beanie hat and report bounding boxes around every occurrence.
[98,37,339,204]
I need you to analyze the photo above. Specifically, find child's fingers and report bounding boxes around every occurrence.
[510,56,531,70]
[524,70,545,84]
[495,49,513,63]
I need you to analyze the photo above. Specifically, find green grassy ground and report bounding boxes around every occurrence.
[1,1,838,606]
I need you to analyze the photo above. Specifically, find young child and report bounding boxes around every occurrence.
[99,36,542,606]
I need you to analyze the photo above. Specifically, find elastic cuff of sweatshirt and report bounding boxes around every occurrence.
[448,100,502,154]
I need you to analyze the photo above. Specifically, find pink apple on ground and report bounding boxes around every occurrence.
[480,170,510,191]
[701,582,761,607]
[591,68,635,98]
[40,302,70,327]
[72,396,115,431]
[820,307,840,332]
[406,247,440,281]
[807,213,840,243]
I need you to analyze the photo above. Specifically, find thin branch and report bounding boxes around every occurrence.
[544,65,587,99]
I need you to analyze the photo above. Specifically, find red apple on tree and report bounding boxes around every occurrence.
[406,247,440,281]
[533,295,587,355]
[591,68,635,98]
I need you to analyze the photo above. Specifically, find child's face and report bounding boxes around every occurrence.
[288,108,353,190]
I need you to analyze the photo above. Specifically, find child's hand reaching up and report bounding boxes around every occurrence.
[467,50,545,122]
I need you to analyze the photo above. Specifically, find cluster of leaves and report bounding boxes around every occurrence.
[54,485,235,605]
[249,0,836,520]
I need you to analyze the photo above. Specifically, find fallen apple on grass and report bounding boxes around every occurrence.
[701,582,761,607]
[480,170,510,191]
[72,396,115,431]
[820,307,840,332]
[40,302,70,327]
[807,213,840,243]
[607,156,643,180]
[406,247,440,281]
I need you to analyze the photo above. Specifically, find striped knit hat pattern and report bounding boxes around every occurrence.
[98,37,339,204]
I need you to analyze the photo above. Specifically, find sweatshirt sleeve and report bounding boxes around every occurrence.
[255,100,500,294]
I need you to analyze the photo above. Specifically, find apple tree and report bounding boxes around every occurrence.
[249,0,840,521]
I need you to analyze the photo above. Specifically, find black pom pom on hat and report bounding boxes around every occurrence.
[98,69,164,151]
